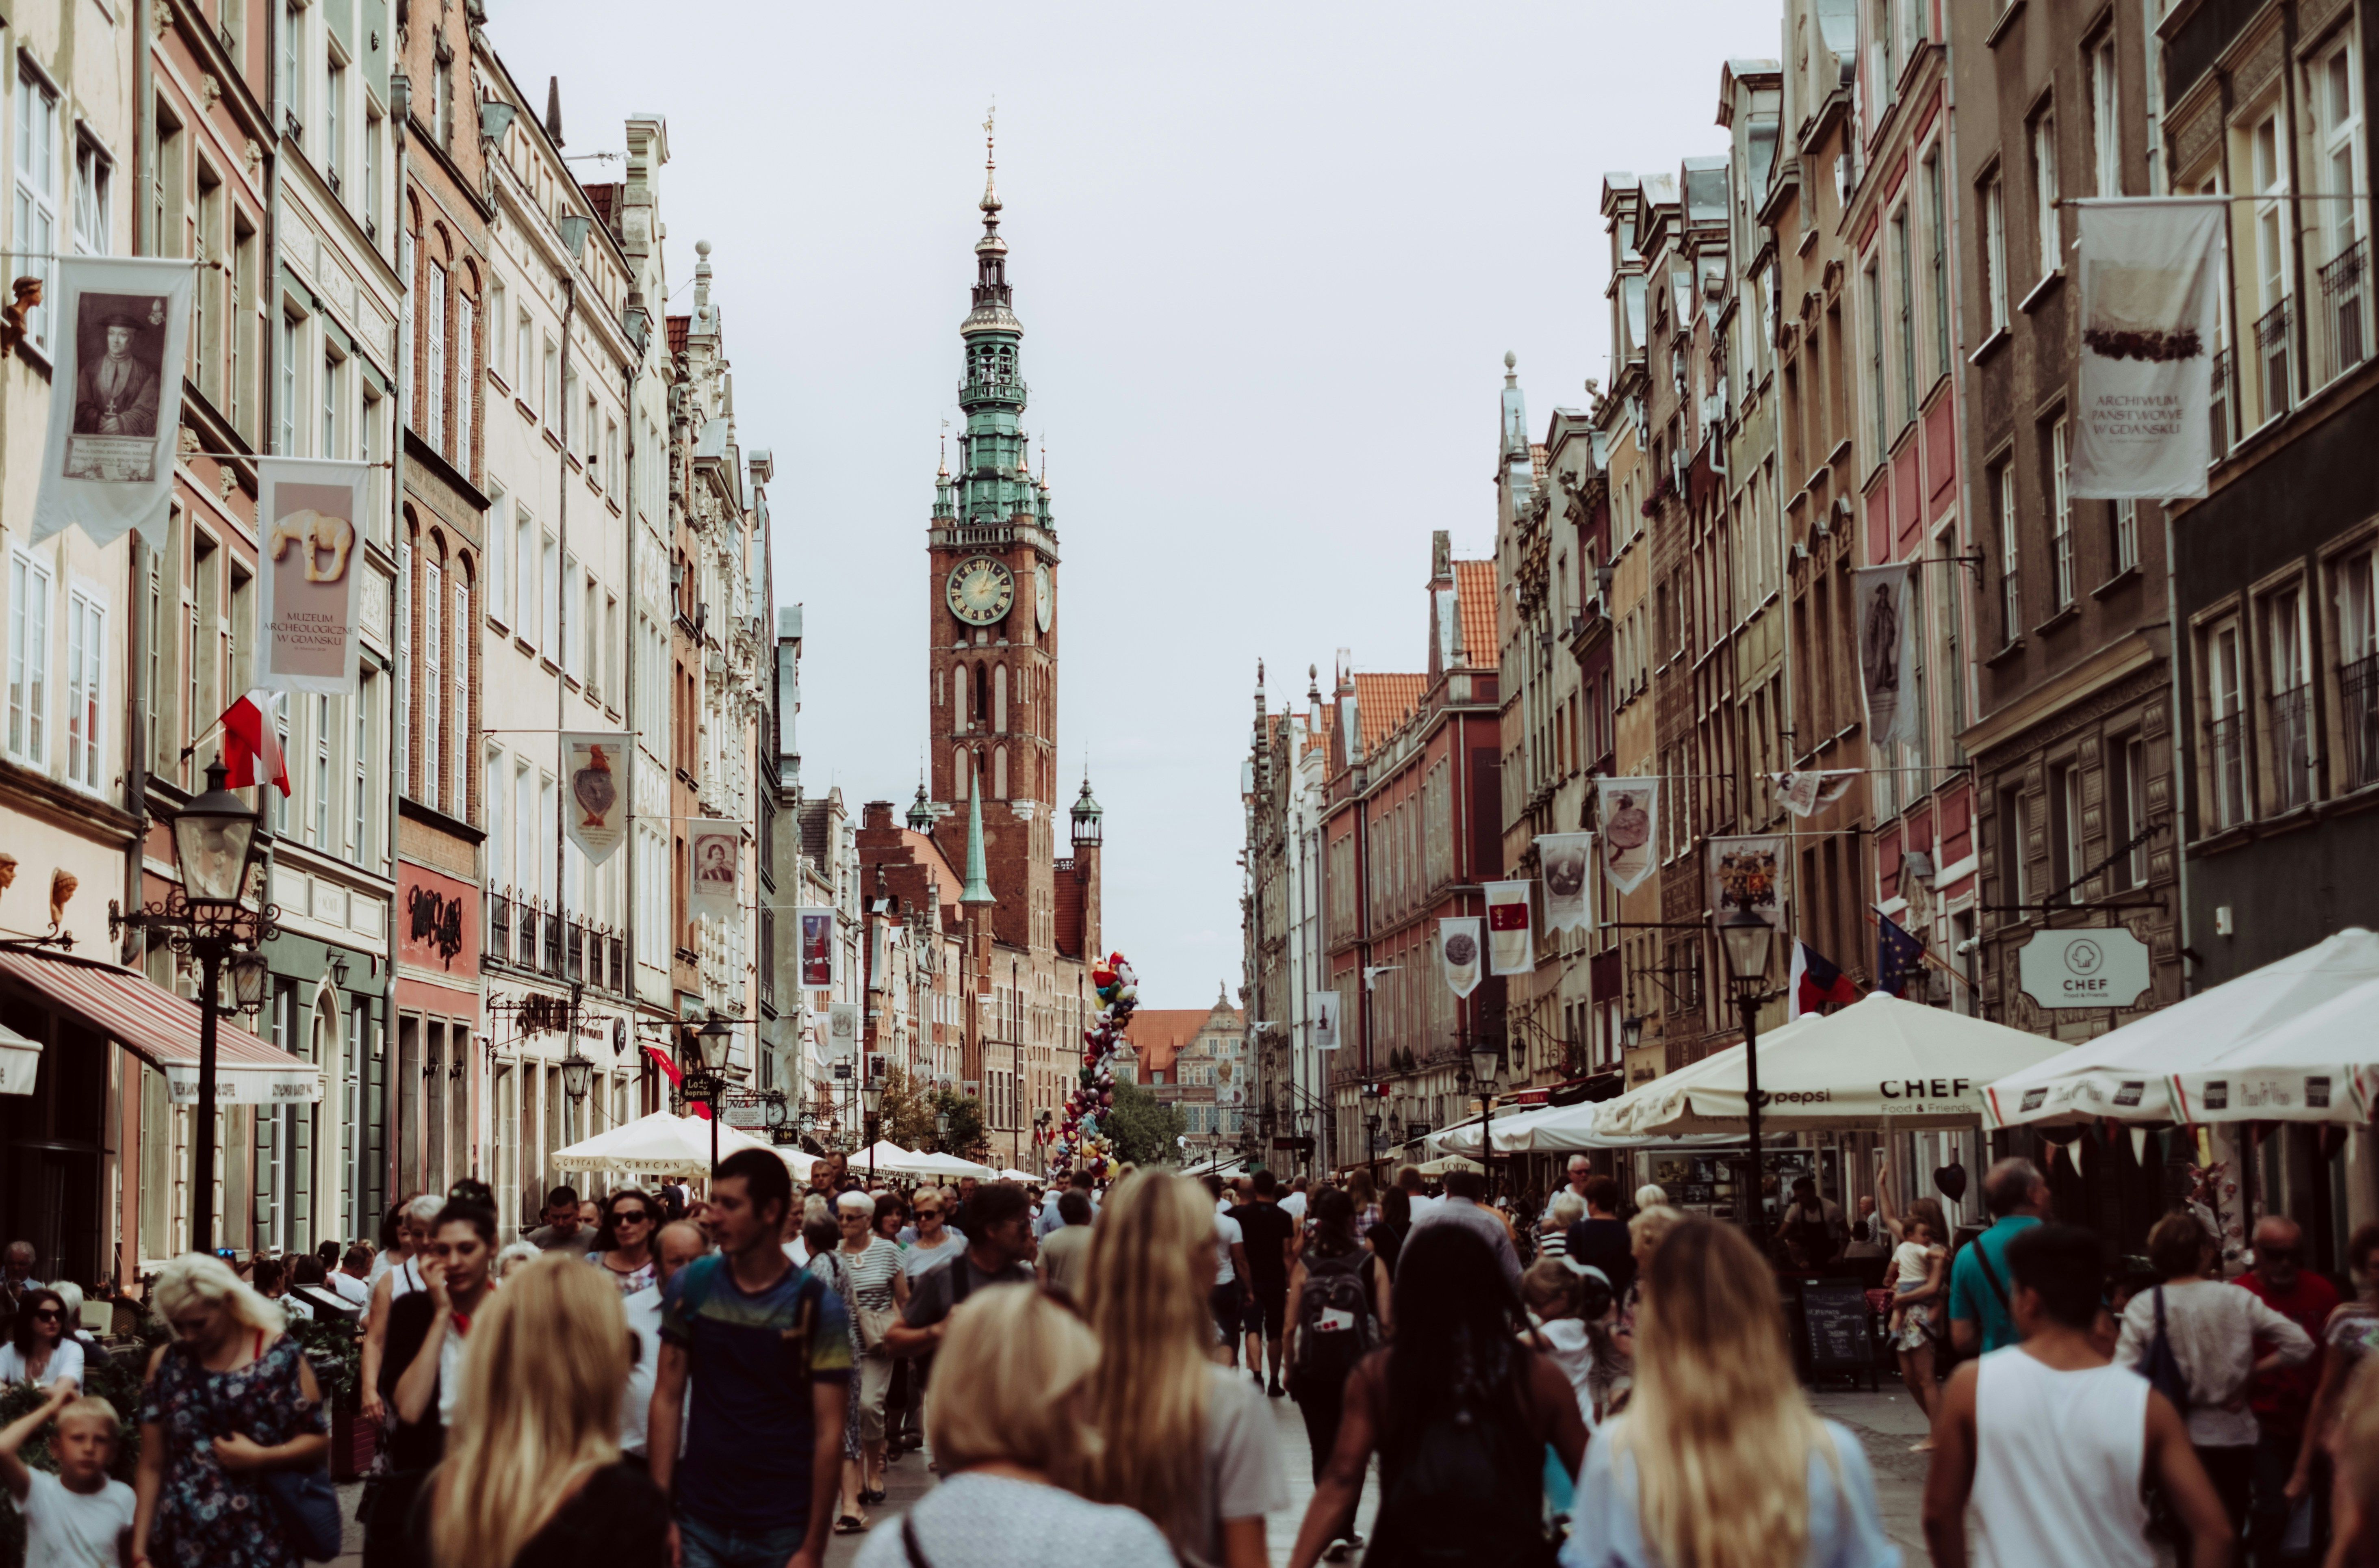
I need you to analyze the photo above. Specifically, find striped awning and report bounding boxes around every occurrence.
[0,950,321,1104]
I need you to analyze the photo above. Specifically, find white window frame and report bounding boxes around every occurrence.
[72,134,111,257]
[2032,110,2060,282]
[426,261,448,454]
[7,550,52,766]
[2050,417,2074,610]
[1983,172,2010,334]
[64,583,102,788]
[2090,33,2120,197]
[15,68,60,350]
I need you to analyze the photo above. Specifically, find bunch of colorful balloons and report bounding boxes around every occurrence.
[1047,951,1140,1185]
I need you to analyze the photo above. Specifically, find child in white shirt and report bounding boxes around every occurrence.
[0,1380,136,1568]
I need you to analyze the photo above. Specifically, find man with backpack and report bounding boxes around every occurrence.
[1949,1158,2052,1358]
[883,1180,1037,1356]
[1282,1188,1385,1565]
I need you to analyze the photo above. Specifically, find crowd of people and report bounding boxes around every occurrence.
[1,1149,2378,1567]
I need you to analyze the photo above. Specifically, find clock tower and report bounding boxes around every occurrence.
[928,125,1063,955]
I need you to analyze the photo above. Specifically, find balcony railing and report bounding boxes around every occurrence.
[2344,654,2379,791]
[566,920,586,984]
[609,936,626,992]
[488,891,512,964]
[957,375,1028,405]
[2209,713,2251,831]
[2255,297,2294,423]
[2319,238,2369,389]
[2269,683,2314,813]
[542,908,562,975]
[2210,347,2236,463]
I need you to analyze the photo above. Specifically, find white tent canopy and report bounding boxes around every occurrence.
[551,1111,779,1179]
[994,1167,1039,1182]
[1983,928,2379,1128]
[850,1140,974,1178]
[1592,994,2064,1137]
[1433,1098,1737,1156]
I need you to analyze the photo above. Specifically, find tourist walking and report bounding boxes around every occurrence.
[1368,1187,1410,1283]
[2326,1358,2379,1568]
[130,1254,330,1568]
[2,1288,83,1392]
[360,1193,440,1430]
[1283,1187,1389,1562]
[622,1219,708,1465]
[592,1189,661,1296]
[1540,1192,1584,1263]
[2233,1215,2340,1559]
[526,1186,596,1258]
[1285,1224,1585,1568]
[1949,1159,2051,1358]
[887,1182,1039,1353]
[796,1212,868,1533]
[1407,1169,1522,1293]
[1347,1170,1380,1239]
[1037,1189,1095,1302]
[1227,1170,1297,1395]
[1560,1175,1633,1299]
[851,1283,1173,1568]
[1888,1212,1950,1449]
[1039,1170,1097,1239]
[1924,1222,2235,1568]
[2116,1210,2314,1536]
[1084,1171,1287,1568]
[1205,1176,1250,1368]
[369,1202,499,1568]
[2289,1221,2379,1520]
[836,1190,903,1516]
[1564,1217,1890,1568]
[0,1379,133,1568]
[411,1254,671,1568]
[649,1147,852,1568]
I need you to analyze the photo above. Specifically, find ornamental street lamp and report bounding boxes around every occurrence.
[1469,1044,1501,1195]
[560,1045,595,1104]
[1715,905,1778,1246]
[679,1015,741,1176]
[109,759,278,1256]
[862,1070,886,1186]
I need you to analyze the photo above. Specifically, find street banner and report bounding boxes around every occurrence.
[827,1001,860,1059]
[796,906,837,988]
[30,256,195,550]
[254,459,369,695]
[1877,908,1926,997]
[688,820,739,923]
[1485,881,1534,976]
[1537,833,1594,932]
[1310,990,1341,1051]
[1440,916,1483,999]
[1598,777,1658,894]
[1708,835,1785,928]
[560,733,630,866]
[1853,563,1917,749]
[1772,770,1856,818]
[2070,197,2227,500]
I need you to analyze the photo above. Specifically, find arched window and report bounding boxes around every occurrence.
[975,663,989,727]
[954,747,970,800]
[422,538,444,811]
[994,746,1008,801]
[952,661,967,730]
[993,664,1008,733]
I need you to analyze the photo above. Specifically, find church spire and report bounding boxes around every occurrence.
[959,788,995,905]
[954,111,1032,526]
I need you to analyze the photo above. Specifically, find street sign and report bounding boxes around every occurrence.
[2019,927,2152,1010]
[721,1103,769,1131]
[1271,1136,1314,1152]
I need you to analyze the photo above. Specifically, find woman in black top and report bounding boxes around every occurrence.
[409,1253,669,1568]
[1282,1189,1393,1562]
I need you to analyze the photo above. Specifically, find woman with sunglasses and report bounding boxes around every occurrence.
[0,1289,82,1393]
[590,1190,659,1297]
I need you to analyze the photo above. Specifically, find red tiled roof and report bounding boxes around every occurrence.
[1124,1009,1213,1081]
[583,183,621,235]
[1454,559,1498,666]
[1531,443,1549,483]
[666,314,692,357]
[1353,672,1427,752]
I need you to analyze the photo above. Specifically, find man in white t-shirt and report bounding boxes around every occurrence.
[331,1244,375,1306]
[0,1383,136,1568]
[1278,1177,1309,1224]
[1209,1186,1251,1367]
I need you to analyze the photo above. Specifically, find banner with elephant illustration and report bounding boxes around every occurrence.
[255,459,372,695]
[29,255,195,550]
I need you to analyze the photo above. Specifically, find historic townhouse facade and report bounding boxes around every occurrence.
[1244,670,1333,1169]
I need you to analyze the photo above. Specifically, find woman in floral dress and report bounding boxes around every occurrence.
[132,1253,330,1568]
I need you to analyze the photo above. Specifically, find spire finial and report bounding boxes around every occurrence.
[938,418,949,477]
[959,786,995,905]
[980,101,1001,222]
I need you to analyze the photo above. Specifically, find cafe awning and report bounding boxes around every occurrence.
[0,1021,40,1095]
[0,949,321,1104]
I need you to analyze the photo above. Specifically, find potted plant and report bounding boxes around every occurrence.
[289,1317,373,1479]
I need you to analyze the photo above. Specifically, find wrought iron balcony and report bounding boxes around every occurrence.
[2208,713,2251,831]
[2344,653,2379,791]
[2268,683,2314,813]
[2255,297,2294,423]
[2319,238,2369,388]
[2210,347,2236,464]
[958,375,1029,405]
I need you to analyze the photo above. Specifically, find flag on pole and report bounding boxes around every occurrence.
[1876,910,1926,998]
[1789,941,1861,1020]
[218,691,289,795]
[643,1043,707,1120]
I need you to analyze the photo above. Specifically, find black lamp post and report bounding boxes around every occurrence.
[1469,1042,1501,1194]
[1716,905,1778,1247]
[862,1069,885,1187]
[681,1016,737,1175]
[111,759,278,1256]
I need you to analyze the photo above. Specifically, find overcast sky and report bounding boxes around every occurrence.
[490,0,1780,1008]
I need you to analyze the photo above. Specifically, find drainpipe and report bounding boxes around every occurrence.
[125,0,154,970]
[384,71,410,1215]
[553,267,578,996]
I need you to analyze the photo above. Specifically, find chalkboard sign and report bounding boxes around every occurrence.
[1797,1279,1877,1389]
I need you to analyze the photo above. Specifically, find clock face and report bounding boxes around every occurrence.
[1034,563,1054,633]
[946,556,1015,626]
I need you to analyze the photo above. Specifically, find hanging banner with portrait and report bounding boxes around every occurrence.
[1440,916,1484,999]
[826,1001,861,1060]
[1485,880,1534,976]
[253,458,369,696]
[560,733,631,866]
[1598,777,1659,895]
[1852,563,1917,749]
[1707,834,1787,927]
[2069,197,2228,500]
[796,905,838,990]
[30,256,196,550]
[1537,832,1594,932]
[687,820,740,923]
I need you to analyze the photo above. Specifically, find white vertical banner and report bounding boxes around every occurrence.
[560,733,630,866]
[1853,563,1917,749]
[30,256,195,550]
[254,459,369,695]
[1537,833,1594,931]
[1440,916,1484,999]
[688,820,740,923]
[827,1001,861,1060]
[1598,778,1659,895]
[1310,990,1341,1051]
[1484,881,1534,976]
[2070,196,2228,500]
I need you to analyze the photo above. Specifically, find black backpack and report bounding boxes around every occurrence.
[1288,1251,1377,1390]
[1368,1364,1555,1568]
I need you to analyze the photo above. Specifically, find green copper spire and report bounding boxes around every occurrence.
[959,787,995,905]
[951,109,1041,528]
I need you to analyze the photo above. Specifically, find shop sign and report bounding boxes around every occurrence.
[2019,928,2151,1010]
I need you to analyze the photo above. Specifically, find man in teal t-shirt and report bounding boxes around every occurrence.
[1948,1156,2052,1356]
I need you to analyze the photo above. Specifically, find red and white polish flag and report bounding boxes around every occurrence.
[219,690,290,796]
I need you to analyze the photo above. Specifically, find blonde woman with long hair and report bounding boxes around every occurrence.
[1561,1217,1895,1568]
[416,1253,670,1568]
[1083,1170,1288,1568]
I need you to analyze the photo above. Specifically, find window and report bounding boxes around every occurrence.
[425,261,447,452]
[487,282,506,385]
[1893,207,1915,425]
[423,556,441,809]
[1863,260,1885,454]
[435,53,453,151]
[2050,762,2084,904]
[539,527,557,656]
[486,487,508,626]
[1999,788,2029,911]
[1982,172,2009,334]
[64,587,100,786]
[2089,33,2119,197]
[2106,733,2149,888]
[326,57,345,189]
[312,694,331,846]
[280,2,302,131]
[517,314,533,406]
[1924,152,1948,380]
[2206,618,2250,830]
[2338,547,2379,790]
[73,138,110,256]
[453,577,470,821]
[397,538,411,792]
[278,312,298,454]
[353,673,371,862]
[364,109,381,240]
[542,338,558,425]
[2049,418,2074,610]
[2114,499,2138,576]
[1995,461,2020,643]
[2265,584,2312,812]
[6,552,51,764]
[2031,110,2060,282]
[321,349,341,457]
[2251,106,2293,417]
[2311,37,2368,383]
[454,288,474,466]
[15,70,58,350]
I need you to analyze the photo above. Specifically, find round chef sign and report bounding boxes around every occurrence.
[2018,927,2151,1010]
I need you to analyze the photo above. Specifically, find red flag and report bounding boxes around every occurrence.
[643,1044,707,1119]
[219,691,289,796]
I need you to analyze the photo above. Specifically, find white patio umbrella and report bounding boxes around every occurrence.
[1592,994,2062,1137]
[1982,928,2379,1128]
[852,1140,953,1177]
[994,1167,1039,1182]
[551,1110,775,1178]
[1449,1096,1736,1155]
[911,1150,998,1178]
[2161,975,2379,1125]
